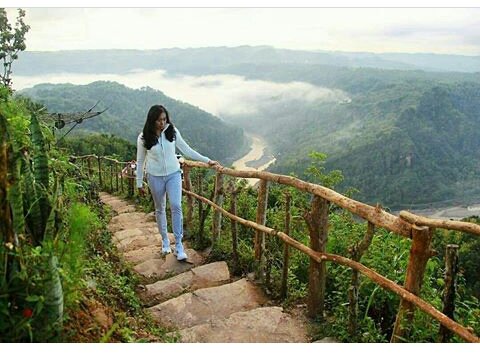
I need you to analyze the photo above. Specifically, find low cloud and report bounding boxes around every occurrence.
[14,70,350,118]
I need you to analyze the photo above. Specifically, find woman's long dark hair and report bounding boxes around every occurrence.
[142,105,176,150]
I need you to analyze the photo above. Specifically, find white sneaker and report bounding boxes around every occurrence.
[176,251,188,261]
[162,239,171,254]
[175,242,188,261]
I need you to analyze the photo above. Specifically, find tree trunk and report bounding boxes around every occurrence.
[439,244,459,342]
[348,221,375,336]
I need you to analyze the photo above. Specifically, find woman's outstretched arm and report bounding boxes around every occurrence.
[175,128,212,163]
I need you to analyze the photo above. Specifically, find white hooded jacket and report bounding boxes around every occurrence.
[136,124,210,187]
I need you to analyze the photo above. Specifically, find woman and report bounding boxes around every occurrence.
[136,105,219,261]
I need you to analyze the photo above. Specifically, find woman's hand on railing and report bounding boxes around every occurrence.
[208,160,220,167]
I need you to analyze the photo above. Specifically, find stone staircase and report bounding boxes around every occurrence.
[99,192,309,343]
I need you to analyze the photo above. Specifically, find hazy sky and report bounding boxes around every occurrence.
[5,6,480,55]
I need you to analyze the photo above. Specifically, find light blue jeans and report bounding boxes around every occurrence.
[147,171,183,246]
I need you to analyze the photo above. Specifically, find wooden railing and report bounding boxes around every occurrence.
[72,155,480,343]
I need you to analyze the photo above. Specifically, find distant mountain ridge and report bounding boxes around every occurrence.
[14,46,480,76]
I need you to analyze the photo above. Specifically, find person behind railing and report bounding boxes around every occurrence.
[136,104,219,261]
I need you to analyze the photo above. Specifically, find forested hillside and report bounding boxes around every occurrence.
[267,80,480,208]
[60,132,136,162]
[18,81,248,164]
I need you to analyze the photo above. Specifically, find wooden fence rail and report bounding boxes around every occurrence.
[183,187,479,343]
[72,155,480,343]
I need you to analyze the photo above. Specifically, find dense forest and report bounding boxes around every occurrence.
[18,81,249,165]
[265,80,480,208]
[59,132,136,162]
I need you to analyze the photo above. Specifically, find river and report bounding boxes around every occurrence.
[231,136,480,220]
[232,136,480,219]
[231,133,276,186]
[395,204,480,220]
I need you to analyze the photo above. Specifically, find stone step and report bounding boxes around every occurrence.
[142,261,230,305]
[99,194,135,212]
[108,212,156,232]
[113,226,166,243]
[111,225,159,242]
[99,192,114,201]
[133,248,204,279]
[123,245,164,265]
[175,306,308,343]
[147,278,268,329]
[115,205,137,214]
[121,233,197,266]
[103,197,127,206]
[115,233,161,252]
[100,197,131,210]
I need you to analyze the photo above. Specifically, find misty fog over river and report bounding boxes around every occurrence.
[14,69,349,119]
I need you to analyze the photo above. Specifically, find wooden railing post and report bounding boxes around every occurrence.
[120,162,124,193]
[196,171,207,245]
[115,162,119,192]
[97,156,103,188]
[109,160,113,192]
[87,156,93,178]
[348,221,375,336]
[183,166,193,239]
[212,172,224,244]
[391,225,434,342]
[128,164,134,197]
[304,195,329,319]
[255,179,269,279]
[280,191,291,299]
[439,244,459,342]
[229,180,240,272]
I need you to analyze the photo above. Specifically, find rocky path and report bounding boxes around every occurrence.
[99,192,309,343]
